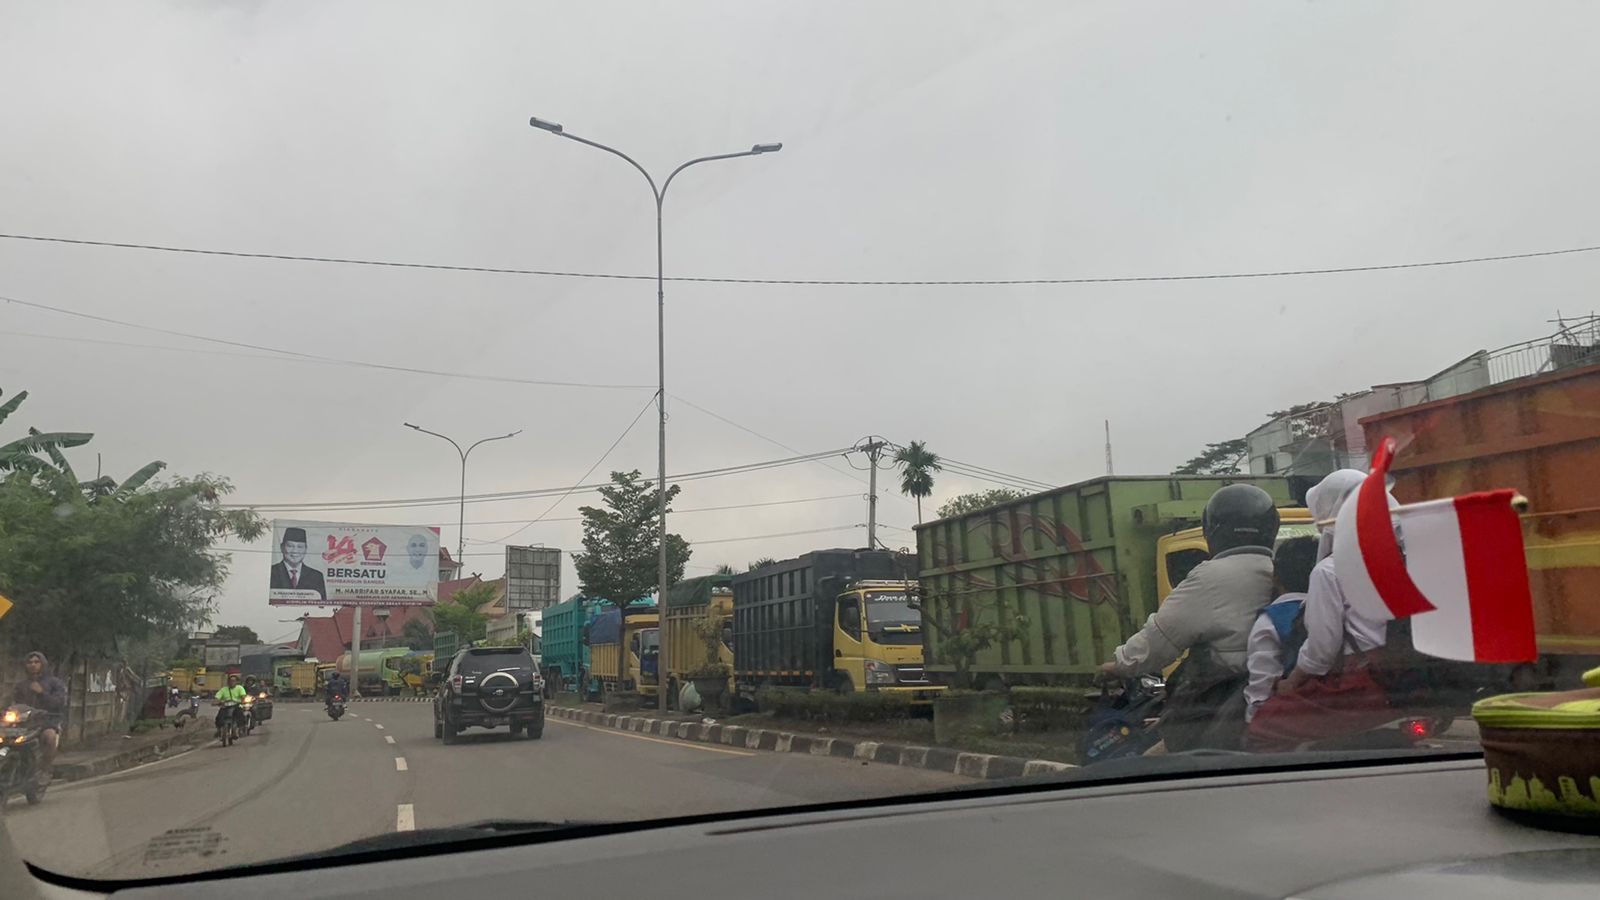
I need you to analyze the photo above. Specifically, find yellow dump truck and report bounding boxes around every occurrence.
[585,606,659,703]
[663,574,735,706]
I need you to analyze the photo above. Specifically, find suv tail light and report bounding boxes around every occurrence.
[451,674,463,690]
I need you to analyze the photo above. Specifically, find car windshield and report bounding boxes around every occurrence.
[4,0,1597,884]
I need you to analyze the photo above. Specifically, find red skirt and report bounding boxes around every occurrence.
[1246,666,1395,753]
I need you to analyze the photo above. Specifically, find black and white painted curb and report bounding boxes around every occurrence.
[547,705,1076,780]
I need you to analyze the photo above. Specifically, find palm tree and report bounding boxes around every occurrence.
[714,564,736,575]
[894,440,942,523]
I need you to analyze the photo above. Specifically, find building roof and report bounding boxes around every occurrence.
[299,616,344,662]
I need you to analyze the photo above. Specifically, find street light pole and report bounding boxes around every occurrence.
[529,116,781,711]
[404,424,522,568]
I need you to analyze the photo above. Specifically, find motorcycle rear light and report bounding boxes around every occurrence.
[1405,718,1431,739]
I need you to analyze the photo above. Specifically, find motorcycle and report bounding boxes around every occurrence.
[1078,674,1167,765]
[168,687,181,709]
[327,692,346,721]
[217,700,244,747]
[0,705,50,810]
[252,690,273,726]
[240,694,257,735]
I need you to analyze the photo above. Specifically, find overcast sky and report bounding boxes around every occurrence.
[4,1,1598,641]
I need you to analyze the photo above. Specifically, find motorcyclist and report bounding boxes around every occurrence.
[1099,484,1279,751]
[325,671,350,710]
[213,672,248,738]
[10,652,68,786]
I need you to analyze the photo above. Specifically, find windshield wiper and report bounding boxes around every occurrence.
[264,819,592,864]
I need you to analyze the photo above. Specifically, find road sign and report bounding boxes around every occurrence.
[0,593,12,621]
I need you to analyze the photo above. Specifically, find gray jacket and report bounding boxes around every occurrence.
[1110,545,1275,677]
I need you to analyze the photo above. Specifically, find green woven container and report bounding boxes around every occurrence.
[1472,666,1600,828]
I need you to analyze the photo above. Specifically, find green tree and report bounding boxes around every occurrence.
[1,388,165,496]
[402,617,434,652]
[746,557,777,572]
[714,563,736,575]
[574,470,691,687]
[935,488,1026,519]
[893,440,942,523]
[427,581,498,645]
[0,472,265,666]
[916,595,1027,690]
[1172,439,1249,475]
[573,470,691,606]
[213,625,260,644]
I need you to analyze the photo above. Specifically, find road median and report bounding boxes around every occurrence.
[52,725,212,783]
[546,705,1075,779]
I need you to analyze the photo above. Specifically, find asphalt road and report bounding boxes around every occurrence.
[3,701,968,881]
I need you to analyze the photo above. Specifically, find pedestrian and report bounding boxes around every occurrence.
[11,651,69,785]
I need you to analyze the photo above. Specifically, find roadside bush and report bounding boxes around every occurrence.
[1007,686,1091,734]
[755,688,917,723]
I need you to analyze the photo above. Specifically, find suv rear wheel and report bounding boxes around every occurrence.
[524,721,543,740]
[441,712,461,745]
[433,716,443,739]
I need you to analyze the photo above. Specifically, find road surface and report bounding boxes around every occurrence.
[4,701,968,881]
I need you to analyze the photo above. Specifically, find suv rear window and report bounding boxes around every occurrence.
[457,649,534,676]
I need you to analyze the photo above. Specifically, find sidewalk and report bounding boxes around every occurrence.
[52,721,211,783]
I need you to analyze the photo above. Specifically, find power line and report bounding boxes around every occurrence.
[0,294,653,391]
[454,492,859,530]
[938,456,1055,490]
[938,460,1053,493]
[220,522,866,557]
[223,447,855,511]
[487,395,656,544]
[5,231,1598,285]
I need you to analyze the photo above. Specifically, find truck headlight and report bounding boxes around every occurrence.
[864,660,896,685]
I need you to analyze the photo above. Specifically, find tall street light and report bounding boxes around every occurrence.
[403,423,522,567]
[528,116,781,711]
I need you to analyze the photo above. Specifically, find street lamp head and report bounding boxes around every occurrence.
[751,142,783,154]
[403,422,422,431]
[529,117,565,134]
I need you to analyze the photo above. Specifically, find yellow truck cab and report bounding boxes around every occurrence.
[1152,508,1318,677]
[832,579,942,699]
[733,550,943,703]
[1154,508,1318,602]
[585,607,660,702]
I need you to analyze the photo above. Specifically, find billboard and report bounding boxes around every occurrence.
[505,545,561,611]
[203,641,242,669]
[268,520,440,607]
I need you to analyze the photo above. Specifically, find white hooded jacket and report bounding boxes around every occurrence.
[1295,469,1393,676]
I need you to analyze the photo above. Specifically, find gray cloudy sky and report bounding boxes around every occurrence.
[4,1,1598,641]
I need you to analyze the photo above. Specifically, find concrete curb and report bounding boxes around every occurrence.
[53,727,212,783]
[547,705,1076,780]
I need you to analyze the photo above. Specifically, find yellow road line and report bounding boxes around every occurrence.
[549,717,754,757]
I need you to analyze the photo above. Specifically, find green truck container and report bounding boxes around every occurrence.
[914,475,1298,687]
[541,596,605,692]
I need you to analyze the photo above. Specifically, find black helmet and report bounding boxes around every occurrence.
[1202,484,1280,552]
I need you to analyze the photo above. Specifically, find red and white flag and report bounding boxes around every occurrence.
[1332,438,1537,663]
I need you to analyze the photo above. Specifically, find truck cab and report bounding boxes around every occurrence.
[585,607,660,702]
[1154,509,1318,601]
[832,579,940,698]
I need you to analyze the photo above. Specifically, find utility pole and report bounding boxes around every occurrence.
[1105,420,1114,476]
[859,437,889,550]
[350,606,362,698]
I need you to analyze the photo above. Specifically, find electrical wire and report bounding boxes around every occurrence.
[5,231,1598,286]
[487,395,656,544]
[938,456,1054,490]
[938,460,1053,492]
[0,294,653,391]
[219,523,866,556]
[223,447,855,511]
[452,492,859,530]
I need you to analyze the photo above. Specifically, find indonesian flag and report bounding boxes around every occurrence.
[1332,437,1537,663]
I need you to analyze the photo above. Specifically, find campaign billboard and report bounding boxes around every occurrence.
[268,520,440,607]
[505,545,561,611]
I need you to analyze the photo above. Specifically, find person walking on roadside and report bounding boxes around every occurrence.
[10,651,68,785]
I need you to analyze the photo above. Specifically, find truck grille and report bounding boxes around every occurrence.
[896,666,928,685]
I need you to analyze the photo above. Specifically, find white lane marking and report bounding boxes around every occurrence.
[396,803,415,832]
[547,718,754,756]
[384,735,396,744]
[395,757,408,771]
[375,723,385,730]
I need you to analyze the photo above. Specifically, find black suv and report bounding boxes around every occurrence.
[433,646,545,744]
